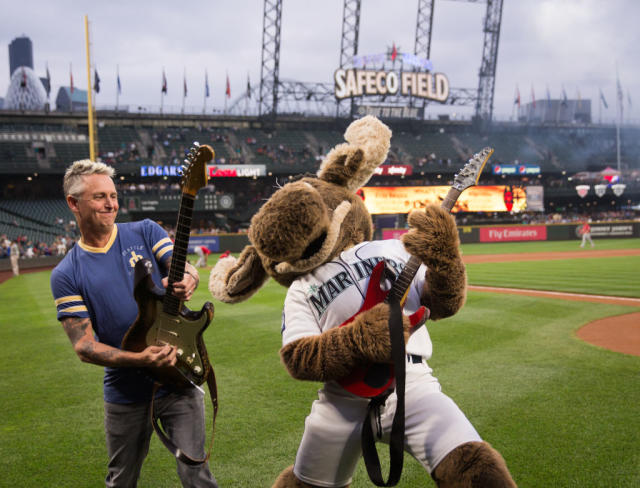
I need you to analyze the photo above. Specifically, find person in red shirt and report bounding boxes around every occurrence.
[194,245,211,267]
[579,220,595,248]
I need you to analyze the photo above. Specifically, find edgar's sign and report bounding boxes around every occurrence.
[334,69,449,102]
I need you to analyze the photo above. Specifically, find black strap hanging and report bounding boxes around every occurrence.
[361,295,406,486]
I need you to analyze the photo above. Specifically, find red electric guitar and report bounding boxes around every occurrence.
[338,147,494,398]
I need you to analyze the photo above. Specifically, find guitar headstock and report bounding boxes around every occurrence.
[180,142,215,196]
[451,147,494,192]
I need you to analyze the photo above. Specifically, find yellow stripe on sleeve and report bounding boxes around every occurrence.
[152,237,173,253]
[60,305,88,313]
[55,295,84,306]
[156,245,173,260]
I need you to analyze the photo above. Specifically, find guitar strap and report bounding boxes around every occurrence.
[361,295,406,487]
[150,366,219,466]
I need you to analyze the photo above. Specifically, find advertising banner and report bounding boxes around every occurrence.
[360,185,527,214]
[479,226,547,242]
[187,235,220,253]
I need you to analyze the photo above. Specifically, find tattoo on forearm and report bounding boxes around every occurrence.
[62,317,90,346]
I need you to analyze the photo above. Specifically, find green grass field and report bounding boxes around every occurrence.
[1,238,639,487]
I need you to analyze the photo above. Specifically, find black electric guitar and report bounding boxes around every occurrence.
[338,147,494,398]
[122,142,215,388]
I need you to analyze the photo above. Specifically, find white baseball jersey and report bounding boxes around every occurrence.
[282,239,433,362]
[281,240,482,486]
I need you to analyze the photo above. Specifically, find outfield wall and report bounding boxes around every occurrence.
[2,222,637,273]
[382,220,640,244]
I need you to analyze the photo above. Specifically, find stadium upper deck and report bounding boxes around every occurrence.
[1,111,638,178]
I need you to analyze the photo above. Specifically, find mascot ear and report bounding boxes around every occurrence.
[208,245,269,303]
[317,115,392,191]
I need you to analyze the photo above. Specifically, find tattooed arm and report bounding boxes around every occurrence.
[61,316,177,368]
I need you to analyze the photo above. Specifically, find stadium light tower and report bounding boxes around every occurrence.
[337,0,361,117]
[259,0,283,117]
[474,0,504,124]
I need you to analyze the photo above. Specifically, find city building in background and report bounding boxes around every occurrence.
[8,36,33,76]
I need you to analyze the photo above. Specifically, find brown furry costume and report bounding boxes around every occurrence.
[209,116,516,487]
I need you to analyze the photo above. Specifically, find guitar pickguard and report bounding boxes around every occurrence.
[146,301,213,384]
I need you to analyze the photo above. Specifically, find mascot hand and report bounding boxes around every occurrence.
[401,204,467,320]
[279,303,415,382]
[208,245,268,303]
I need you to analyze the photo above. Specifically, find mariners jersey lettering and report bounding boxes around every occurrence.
[307,256,405,318]
[283,239,433,359]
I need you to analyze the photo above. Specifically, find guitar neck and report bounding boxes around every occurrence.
[163,193,195,315]
[386,186,463,306]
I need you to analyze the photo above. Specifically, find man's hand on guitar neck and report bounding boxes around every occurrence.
[162,262,200,302]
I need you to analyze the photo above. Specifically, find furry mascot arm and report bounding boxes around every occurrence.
[402,204,467,320]
[208,245,269,303]
[280,303,412,382]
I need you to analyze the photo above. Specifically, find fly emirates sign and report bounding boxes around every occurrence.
[334,68,449,102]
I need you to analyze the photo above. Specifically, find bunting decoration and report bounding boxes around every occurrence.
[575,185,590,198]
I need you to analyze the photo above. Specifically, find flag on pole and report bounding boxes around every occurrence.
[576,88,581,109]
[531,85,536,108]
[514,85,520,107]
[391,42,398,62]
[225,74,231,98]
[561,86,568,107]
[183,72,188,98]
[161,69,167,94]
[247,74,251,98]
[45,64,51,97]
[20,67,27,88]
[599,89,608,109]
[117,72,122,94]
[70,64,74,94]
[627,90,632,108]
[94,68,101,93]
[616,75,623,117]
[205,71,210,97]
[546,86,551,101]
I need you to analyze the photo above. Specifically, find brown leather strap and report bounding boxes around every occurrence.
[150,366,218,466]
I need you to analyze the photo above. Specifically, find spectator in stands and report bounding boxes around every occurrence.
[10,240,20,276]
[50,160,218,488]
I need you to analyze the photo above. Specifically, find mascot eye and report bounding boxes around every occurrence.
[301,232,327,260]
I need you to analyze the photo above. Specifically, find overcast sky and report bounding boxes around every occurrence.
[1,0,638,123]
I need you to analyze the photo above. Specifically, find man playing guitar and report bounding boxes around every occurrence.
[50,159,217,487]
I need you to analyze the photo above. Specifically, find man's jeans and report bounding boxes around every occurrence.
[104,387,217,487]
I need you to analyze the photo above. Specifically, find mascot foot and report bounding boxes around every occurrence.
[432,441,517,488]
[272,465,350,488]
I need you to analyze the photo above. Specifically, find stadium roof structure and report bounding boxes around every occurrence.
[3,66,47,111]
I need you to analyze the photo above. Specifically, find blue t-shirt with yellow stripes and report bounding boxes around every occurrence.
[51,219,173,404]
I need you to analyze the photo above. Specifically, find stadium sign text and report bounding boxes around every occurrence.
[208,164,266,178]
[334,69,449,102]
[492,164,541,175]
[140,165,182,177]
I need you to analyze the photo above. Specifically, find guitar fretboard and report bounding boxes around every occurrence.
[385,186,462,306]
[163,193,195,316]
